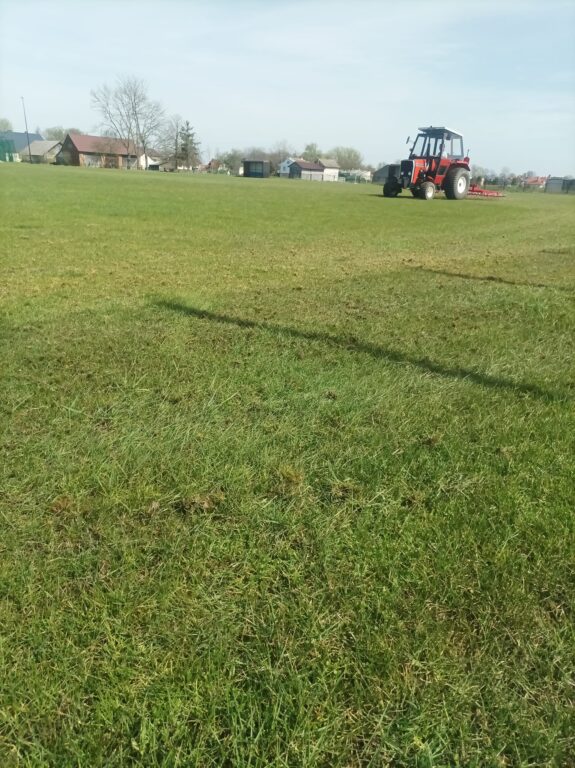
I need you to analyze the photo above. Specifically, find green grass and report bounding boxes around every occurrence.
[1,165,574,767]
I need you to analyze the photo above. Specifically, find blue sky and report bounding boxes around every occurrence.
[1,0,574,174]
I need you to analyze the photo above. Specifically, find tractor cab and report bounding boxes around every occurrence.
[384,126,471,200]
[409,127,465,161]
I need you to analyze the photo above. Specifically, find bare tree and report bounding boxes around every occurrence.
[267,140,295,174]
[120,77,164,168]
[91,76,164,169]
[91,82,134,162]
[136,99,164,168]
[157,114,183,170]
[0,117,13,132]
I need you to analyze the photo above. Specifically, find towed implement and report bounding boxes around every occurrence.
[384,126,477,200]
[468,185,504,198]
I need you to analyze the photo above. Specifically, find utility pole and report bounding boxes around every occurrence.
[21,97,33,164]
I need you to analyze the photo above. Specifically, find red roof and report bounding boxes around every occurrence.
[68,133,137,156]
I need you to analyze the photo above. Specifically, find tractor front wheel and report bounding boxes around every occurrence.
[444,167,470,200]
[420,182,435,200]
[383,177,401,197]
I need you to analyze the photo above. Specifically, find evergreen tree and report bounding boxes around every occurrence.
[179,121,200,170]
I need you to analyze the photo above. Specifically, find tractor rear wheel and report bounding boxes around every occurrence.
[420,181,435,200]
[444,167,470,199]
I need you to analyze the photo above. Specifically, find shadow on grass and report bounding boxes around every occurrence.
[155,300,565,402]
[368,193,418,200]
[369,193,455,201]
[411,266,573,292]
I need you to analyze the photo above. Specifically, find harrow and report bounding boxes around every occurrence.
[468,185,504,198]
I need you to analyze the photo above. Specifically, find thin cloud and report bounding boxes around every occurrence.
[1,0,573,172]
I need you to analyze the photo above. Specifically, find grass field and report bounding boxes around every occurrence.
[1,164,574,767]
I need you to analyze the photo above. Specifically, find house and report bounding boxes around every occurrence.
[0,130,44,157]
[138,150,163,170]
[206,158,228,173]
[522,175,548,190]
[242,158,270,178]
[56,133,138,169]
[278,156,311,178]
[289,159,324,181]
[318,157,340,182]
[278,157,299,178]
[20,139,62,164]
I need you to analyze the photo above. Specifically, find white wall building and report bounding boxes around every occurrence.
[318,158,340,182]
[279,156,341,182]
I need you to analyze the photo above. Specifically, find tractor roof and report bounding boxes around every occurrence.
[418,126,463,139]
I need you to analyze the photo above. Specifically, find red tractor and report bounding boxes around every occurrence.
[383,126,471,200]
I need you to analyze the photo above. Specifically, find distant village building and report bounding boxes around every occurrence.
[56,133,138,169]
[278,157,300,177]
[279,156,341,182]
[545,176,575,194]
[0,130,44,159]
[242,158,271,178]
[342,169,372,183]
[0,137,19,162]
[138,151,163,170]
[521,175,548,190]
[206,158,228,173]
[317,158,340,182]
[20,139,62,164]
[288,159,324,181]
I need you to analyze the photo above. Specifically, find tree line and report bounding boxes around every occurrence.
[1,83,549,178]
[214,143,368,176]
[89,77,371,173]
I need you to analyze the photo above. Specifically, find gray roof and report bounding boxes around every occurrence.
[318,157,339,168]
[0,130,44,152]
[417,126,463,139]
[25,139,61,156]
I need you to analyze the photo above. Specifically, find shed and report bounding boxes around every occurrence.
[289,159,324,181]
[242,159,270,178]
[21,139,62,163]
[545,177,564,193]
[545,176,575,194]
